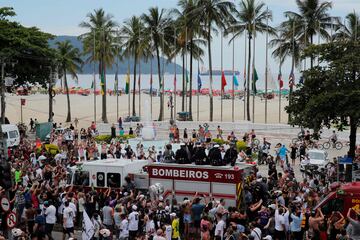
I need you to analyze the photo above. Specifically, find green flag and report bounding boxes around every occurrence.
[186,73,189,84]
[125,72,130,94]
[100,70,105,95]
[90,80,94,89]
[252,68,259,94]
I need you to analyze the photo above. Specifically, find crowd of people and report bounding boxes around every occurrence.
[1,120,360,240]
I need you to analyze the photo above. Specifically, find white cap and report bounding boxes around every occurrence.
[165,206,170,211]
[214,144,220,148]
[180,143,185,146]
[11,228,23,237]
[132,205,138,211]
[99,229,111,237]
[268,204,276,210]
[170,212,177,217]
[263,235,273,240]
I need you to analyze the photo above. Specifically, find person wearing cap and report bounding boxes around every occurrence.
[175,143,189,164]
[274,200,286,240]
[170,212,179,240]
[209,144,223,166]
[128,205,139,240]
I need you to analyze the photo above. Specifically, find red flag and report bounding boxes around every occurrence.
[21,99,26,106]
[278,71,284,89]
[221,71,227,91]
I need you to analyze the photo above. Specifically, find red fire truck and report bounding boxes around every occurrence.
[134,163,254,208]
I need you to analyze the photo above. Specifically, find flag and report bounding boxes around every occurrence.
[221,71,227,91]
[174,74,176,91]
[278,70,284,89]
[125,72,130,94]
[186,73,189,84]
[114,71,118,94]
[100,70,105,95]
[233,74,239,87]
[20,99,26,106]
[289,71,295,87]
[252,68,259,94]
[82,211,95,240]
[150,73,153,94]
[90,80,94,89]
[243,66,246,90]
[197,67,202,91]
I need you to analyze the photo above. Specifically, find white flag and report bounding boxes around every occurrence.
[82,210,94,240]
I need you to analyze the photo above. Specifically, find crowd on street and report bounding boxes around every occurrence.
[1,120,360,240]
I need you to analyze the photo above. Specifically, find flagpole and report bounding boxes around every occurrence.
[279,64,281,123]
[265,7,269,124]
[128,60,130,117]
[185,27,188,120]
[93,30,96,123]
[162,33,165,121]
[116,59,119,121]
[231,29,235,122]
[252,13,256,123]
[197,61,200,121]
[150,58,153,119]
[221,30,223,122]
[173,36,176,121]
[138,56,141,119]
[243,30,247,120]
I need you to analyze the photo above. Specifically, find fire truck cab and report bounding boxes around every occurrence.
[68,159,148,189]
[315,182,360,217]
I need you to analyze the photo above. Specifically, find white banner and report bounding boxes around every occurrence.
[82,210,94,240]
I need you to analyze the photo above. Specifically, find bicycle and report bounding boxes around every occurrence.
[321,140,343,150]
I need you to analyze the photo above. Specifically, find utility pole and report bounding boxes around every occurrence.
[48,65,56,122]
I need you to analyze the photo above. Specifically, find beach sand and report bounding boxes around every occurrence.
[6,93,289,128]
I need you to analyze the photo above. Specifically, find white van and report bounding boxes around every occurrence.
[1,124,20,147]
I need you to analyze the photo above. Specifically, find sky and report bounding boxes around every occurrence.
[2,0,360,80]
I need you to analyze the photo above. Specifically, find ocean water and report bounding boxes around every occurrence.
[58,73,284,92]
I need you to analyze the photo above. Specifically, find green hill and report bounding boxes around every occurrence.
[49,35,183,74]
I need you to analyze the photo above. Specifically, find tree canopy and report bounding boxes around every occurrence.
[0,7,55,87]
[286,41,360,157]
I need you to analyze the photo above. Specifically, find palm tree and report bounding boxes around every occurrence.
[334,12,360,41]
[270,17,302,122]
[142,7,173,121]
[122,16,146,116]
[228,0,274,121]
[79,8,118,123]
[285,0,334,67]
[192,0,236,121]
[172,0,205,120]
[55,41,83,122]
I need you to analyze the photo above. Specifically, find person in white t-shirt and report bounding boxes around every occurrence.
[164,221,172,240]
[128,205,139,240]
[119,213,129,240]
[215,213,225,240]
[274,201,286,240]
[62,201,75,240]
[250,223,262,240]
[44,201,56,240]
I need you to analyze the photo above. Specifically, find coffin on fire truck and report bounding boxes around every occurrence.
[134,163,254,208]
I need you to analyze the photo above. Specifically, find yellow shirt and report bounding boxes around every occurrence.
[172,218,180,238]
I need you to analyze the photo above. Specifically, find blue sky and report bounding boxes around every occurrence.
[3,0,360,80]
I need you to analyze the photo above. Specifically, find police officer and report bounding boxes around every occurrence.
[208,144,223,166]
[175,143,189,164]
[224,143,238,166]
[192,143,208,165]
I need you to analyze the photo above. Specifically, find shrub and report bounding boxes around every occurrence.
[236,141,247,152]
[45,144,59,156]
[212,138,227,145]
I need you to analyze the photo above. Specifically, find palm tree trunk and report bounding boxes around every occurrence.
[208,23,213,122]
[156,45,163,121]
[310,35,314,68]
[189,37,193,121]
[101,59,108,123]
[64,71,71,122]
[132,54,137,116]
[182,54,185,111]
[246,34,252,121]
